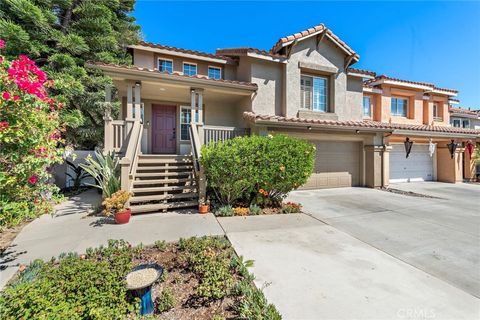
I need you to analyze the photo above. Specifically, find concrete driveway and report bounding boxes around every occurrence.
[219,182,480,319]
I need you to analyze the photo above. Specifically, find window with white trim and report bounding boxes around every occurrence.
[180,107,199,141]
[452,119,461,127]
[158,59,173,73]
[363,96,371,117]
[433,104,438,118]
[183,63,197,76]
[462,119,470,128]
[391,97,408,117]
[301,75,328,112]
[208,66,222,80]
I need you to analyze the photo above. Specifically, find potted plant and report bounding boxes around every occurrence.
[198,198,210,214]
[102,190,133,224]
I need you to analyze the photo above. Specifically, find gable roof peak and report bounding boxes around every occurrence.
[270,23,358,63]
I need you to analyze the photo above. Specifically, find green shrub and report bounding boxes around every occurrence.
[0,240,136,320]
[0,201,36,230]
[154,240,167,251]
[215,205,235,217]
[156,287,176,313]
[179,237,235,299]
[201,134,315,206]
[249,204,262,215]
[238,286,282,320]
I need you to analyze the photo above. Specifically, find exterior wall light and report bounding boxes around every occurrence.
[447,140,458,159]
[404,137,413,158]
[307,126,312,130]
[466,140,475,160]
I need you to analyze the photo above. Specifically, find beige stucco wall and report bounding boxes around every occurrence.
[285,37,356,120]
[437,147,464,183]
[133,49,155,69]
[249,58,284,116]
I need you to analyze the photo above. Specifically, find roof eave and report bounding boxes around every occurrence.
[393,129,479,139]
[88,63,257,92]
[128,44,235,65]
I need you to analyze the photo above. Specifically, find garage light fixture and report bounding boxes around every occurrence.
[404,137,413,158]
[447,140,458,159]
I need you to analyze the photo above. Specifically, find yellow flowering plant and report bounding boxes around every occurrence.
[102,190,132,216]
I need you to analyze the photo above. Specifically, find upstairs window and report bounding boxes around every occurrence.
[452,119,461,127]
[433,104,438,117]
[463,119,470,128]
[301,75,328,112]
[391,97,407,117]
[158,59,173,73]
[183,63,197,76]
[208,66,222,80]
[363,96,372,117]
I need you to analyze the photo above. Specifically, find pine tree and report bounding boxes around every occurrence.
[0,0,141,149]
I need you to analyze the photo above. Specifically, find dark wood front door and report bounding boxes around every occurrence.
[152,104,176,154]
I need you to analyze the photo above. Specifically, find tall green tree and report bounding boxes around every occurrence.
[0,0,141,149]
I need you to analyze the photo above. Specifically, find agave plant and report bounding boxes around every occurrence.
[80,150,120,198]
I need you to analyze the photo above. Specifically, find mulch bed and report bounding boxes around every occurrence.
[131,244,242,319]
[0,220,31,253]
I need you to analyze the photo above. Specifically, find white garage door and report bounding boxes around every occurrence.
[303,141,361,189]
[390,144,434,183]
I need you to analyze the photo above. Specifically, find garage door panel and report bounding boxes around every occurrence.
[303,141,361,189]
[390,144,434,183]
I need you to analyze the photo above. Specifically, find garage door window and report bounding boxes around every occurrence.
[391,97,407,117]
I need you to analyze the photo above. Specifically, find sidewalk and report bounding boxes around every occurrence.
[0,189,224,289]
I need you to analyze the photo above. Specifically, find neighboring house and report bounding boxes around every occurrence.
[88,23,480,213]
[450,107,480,130]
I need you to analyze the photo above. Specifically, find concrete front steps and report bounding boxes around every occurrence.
[129,154,198,214]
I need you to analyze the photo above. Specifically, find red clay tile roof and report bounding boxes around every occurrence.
[270,23,358,58]
[368,75,458,93]
[449,107,480,116]
[131,41,236,63]
[216,47,285,59]
[88,61,258,89]
[347,68,376,77]
[243,112,480,136]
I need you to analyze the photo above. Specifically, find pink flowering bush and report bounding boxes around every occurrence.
[0,40,65,229]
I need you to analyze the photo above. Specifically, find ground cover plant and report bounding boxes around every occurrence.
[201,134,315,211]
[0,237,281,320]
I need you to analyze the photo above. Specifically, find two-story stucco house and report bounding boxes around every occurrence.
[88,23,480,214]
[449,106,480,130]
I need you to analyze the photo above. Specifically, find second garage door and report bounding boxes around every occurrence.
[390,144,434,183]
[303,141,361,189]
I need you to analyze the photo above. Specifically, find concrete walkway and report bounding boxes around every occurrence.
[219,214,480,320]
[0,189,223,289]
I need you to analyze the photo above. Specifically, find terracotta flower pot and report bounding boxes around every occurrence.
[198,204,209,214]
[114,208,131,224]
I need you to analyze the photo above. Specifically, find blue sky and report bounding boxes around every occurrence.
[133,1,480,108]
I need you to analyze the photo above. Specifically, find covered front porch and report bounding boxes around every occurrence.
[100,64,256,156]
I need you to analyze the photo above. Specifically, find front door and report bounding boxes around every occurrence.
[152,104,176,154]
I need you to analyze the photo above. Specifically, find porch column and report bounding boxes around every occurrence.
[437,146,465,183]
[197,89,204,145]
[103,85,113,154]
[464,148,476,181]
[382,145,392,187]
[134,82,142,121]
[126,83,135,134]
[190,88,197,124]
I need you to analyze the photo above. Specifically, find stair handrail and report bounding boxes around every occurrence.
[120,120,143,192]
[189,123,206,201]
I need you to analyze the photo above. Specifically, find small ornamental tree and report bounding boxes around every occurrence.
[0,40,66,228]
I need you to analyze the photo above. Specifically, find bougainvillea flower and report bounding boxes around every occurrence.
[13,96,20,101]
[0,39,5,49]
[0,121,9,131]
[28,175,38,185]
[2,91,11,100]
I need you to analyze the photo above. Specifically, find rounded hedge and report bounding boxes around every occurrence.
[200,134,316,206]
